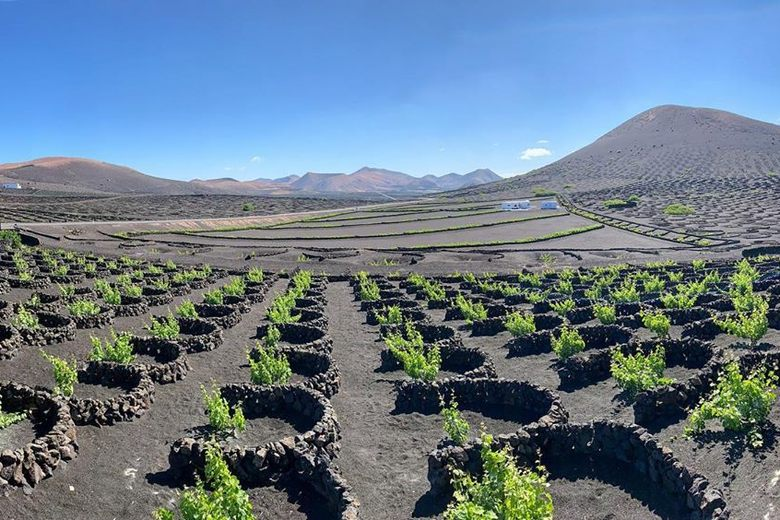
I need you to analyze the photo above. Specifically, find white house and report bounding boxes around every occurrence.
[501,200,531,211]
[540,200,559,210]
[1,183,21,190]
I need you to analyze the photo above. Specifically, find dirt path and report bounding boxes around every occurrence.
[326,282,453,519]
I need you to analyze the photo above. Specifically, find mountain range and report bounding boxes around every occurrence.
[0,158,500,196]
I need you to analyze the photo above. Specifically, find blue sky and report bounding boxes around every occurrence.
[1,1,778,180]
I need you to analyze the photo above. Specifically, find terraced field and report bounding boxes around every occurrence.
[1,233,779,519]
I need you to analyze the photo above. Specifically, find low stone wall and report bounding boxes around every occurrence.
[107,296,148,317]
[247,346,341,398]
[359,298,417,312]
[379,344,496,380]
[223,294,251,314]
[142,287,173,307]
[257,323,333,353]
[395,378,567,428]
[168,384,339,487]
[0,382,79,489]
[634,341,724,425]
[17,311,76,346]
[559,337,717,391]
[68,361,155,426]
[0,324,22,360]
[176,317,223,354]
[366,307,428,326]
[427,421,728,519]
[194,303,242,329]
[470,316,505,336]
[293,449,360,520]
[130,336,190,384]
[71,306,115,330]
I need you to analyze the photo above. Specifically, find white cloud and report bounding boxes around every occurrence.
[536,139,549,144]
[519,147,552,160]
[250,155,264,163]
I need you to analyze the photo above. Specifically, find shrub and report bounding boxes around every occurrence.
[68,299,101,317]
[610,280,640,303]
[201,383,246,436]
[89,329,135,364]
[715,296,769,347]
[445,433,553,520]
[664,203,695,216]
[95,280,122,305]
[532,186,556,197]
[552,327,585,359]
[0,398,26,429]
[40,351,78,397]
[441,399,470,445]
[454,294,487,324]
[248,340,292,385]
[221,277,246,297]
[555,279,573,295]
[593,304,616,325]
[549,298,575,318]
[584,284,602,301]
[176,300,199,319]
[422,280,446,301]
[610,346,673,398]
[642,275,666,294]
[685,362,777,448]
[603,198,631,209]
[245,267,264,283]
[145,313,180,340]
[505,312,536,337]
[480,280,521,297]
[58,283,76,297]
[242,202,256,212]
[266,292,300,323]
[386,322,440,381]
[0,230,22,248]
[152,278,170,291]
[123,283,143,298]
[641,310,670,338]
[203,289,224,305]
[153,442,254,520]
[359,279,381,302]
[460,272,477,284]
[692,259,707,271]
[290,270,313,296]
[660,281,703,310]
[524,290,548,304]
[376,305,404,325]
[12,306,39,330]
[147,264,164,275]
[517,272,541,287]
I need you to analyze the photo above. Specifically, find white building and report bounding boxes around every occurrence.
[540,200,559,210]
[501,200,531,211]
[1,183,21,190]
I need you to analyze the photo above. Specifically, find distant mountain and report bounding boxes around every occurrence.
[427,169,502,190]
[0,157,209,195]
[0,158,500,196]
[191,167,501,195]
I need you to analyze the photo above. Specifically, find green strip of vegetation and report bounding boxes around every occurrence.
[205,212,569,241]
[273,208,504,229]
[664,203,695,216]
[398,224,603,250]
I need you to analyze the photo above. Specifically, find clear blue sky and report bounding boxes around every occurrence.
[1,0,778,180]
